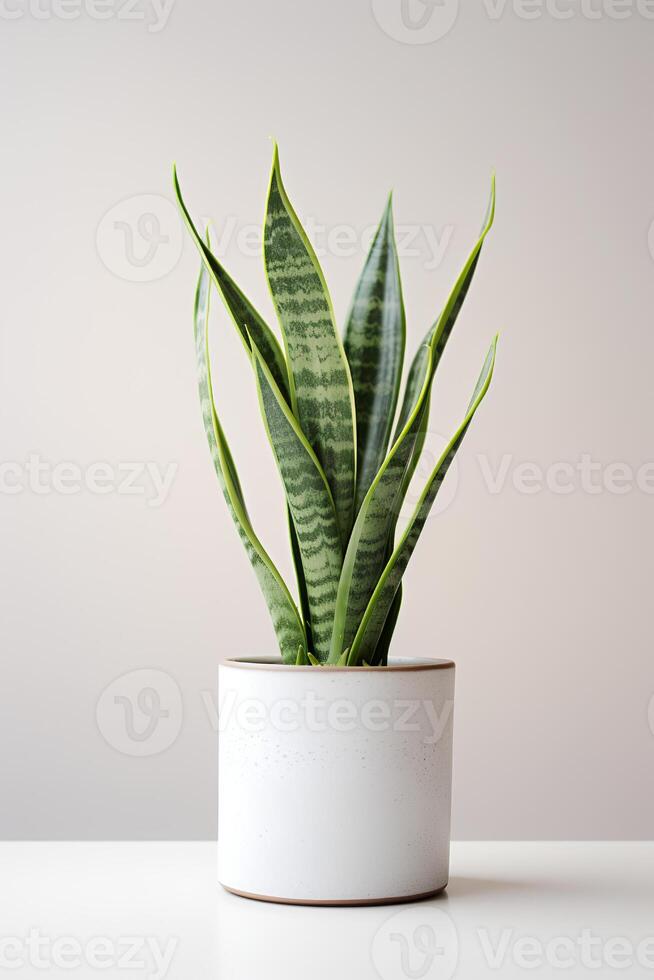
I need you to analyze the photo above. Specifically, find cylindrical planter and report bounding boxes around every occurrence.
[218,656,455,906]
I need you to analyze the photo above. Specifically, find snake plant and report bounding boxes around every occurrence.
[174,147,498,667]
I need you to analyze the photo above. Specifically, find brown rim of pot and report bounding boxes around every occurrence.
[221,656,455,672]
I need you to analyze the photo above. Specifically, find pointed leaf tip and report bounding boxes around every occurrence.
[295,645,310,666]
[485,174,497,231]
[251,332,343,662]
[264,140,356,547]
[380,191,394,228]
[191,252,305,664]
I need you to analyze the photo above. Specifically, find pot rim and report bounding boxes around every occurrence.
[221,656,455,672]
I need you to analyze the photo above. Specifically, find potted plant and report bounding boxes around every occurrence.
[174,147,497,905]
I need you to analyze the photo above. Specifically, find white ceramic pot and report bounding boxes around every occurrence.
[218,656,455,906]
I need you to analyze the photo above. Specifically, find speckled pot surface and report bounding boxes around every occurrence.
[218,656,455,906]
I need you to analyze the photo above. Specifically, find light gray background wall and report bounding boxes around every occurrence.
[1,0,653,839]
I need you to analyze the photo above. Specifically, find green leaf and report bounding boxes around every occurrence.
[174,166,291,402]
[288,511,313,653]
[307,652,321,667]
[364,533,402,667]
[370,576,402,667]
[193,259,306,664]
[350,337,498,665]
[251,342,343,664]
[295,645,309,666]
[173,203,311,662]
[344,195,406,514]
[328,347,434,662]
[394,327,435,438]
[183,221,310,646]
[394,175,495,438]
[264,145,356,547]
[328,178,496,664]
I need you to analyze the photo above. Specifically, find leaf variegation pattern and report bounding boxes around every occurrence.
[177,154,498,667]
[344,195,405,513]
[349,338,498,665]
[175,167,291,401]
[251,342,342,663]
[193,259,306,664]
[328,176,496,663]
[264,145,356,547]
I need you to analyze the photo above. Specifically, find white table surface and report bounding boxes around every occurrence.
[0,842,652,979]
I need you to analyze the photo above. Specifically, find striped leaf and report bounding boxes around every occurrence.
[173,182,312,654]
[394,174,496,438]
[251,343,343,663]
[328,179,496,662]
[349,337,498,665]
[328,346,435,662]
[288,509,313,653]
[194,260,306,664]
[370,568,402,667]
[295,645,310,666]
[394,328,434,438]
[174,166,291,402]
[392,178,495,536]
[264,145,356,546]
[344,195,406,513]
